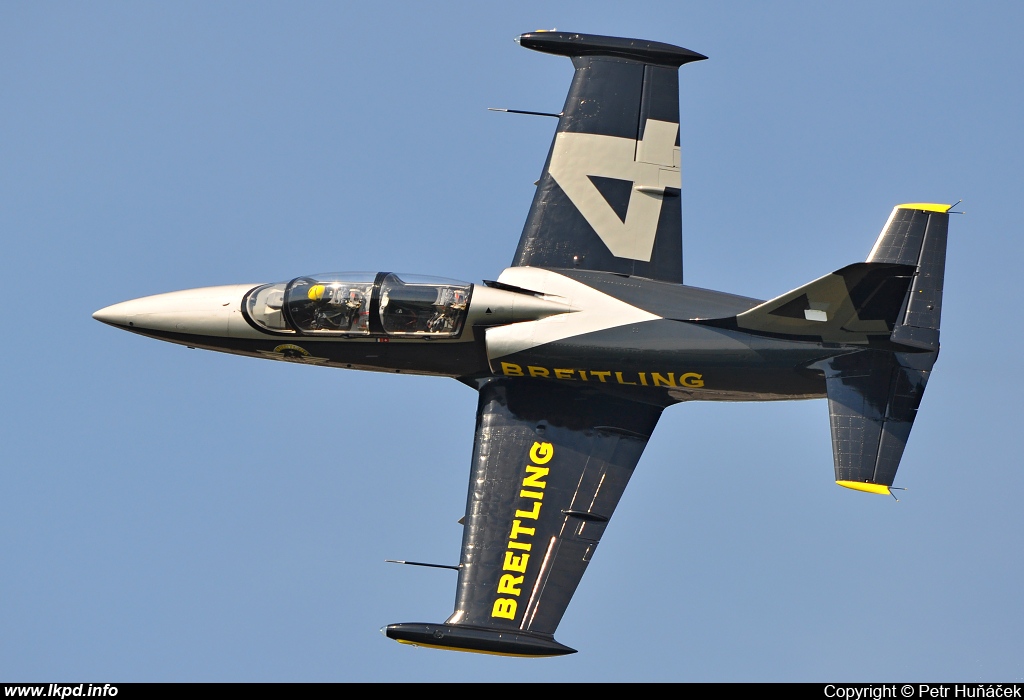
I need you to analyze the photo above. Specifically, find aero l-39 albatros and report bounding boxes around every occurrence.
[94,32,952,657]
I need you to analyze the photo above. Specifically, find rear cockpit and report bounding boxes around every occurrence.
[244,272,472,338]
[379,273,468,335]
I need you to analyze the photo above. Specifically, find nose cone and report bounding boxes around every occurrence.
[92,301,131,327]
[93,284,257,337]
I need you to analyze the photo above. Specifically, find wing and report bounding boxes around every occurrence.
[511,32,706,283]
[385,378,663,656]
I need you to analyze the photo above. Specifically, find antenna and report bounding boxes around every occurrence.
[488,107,562,118]
[385,559,460,571]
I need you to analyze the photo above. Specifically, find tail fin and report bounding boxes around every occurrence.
[511,32,706,283]
[715,261,917,346]
[824,203,953,494]
[702,203,953,350]
[699,203,953,494]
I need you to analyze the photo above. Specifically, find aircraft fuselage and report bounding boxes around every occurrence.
[94,267,857,406]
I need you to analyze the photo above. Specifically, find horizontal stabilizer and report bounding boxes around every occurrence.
[817,350,935,493]
[868,203,952,350]
[384,622,577,657]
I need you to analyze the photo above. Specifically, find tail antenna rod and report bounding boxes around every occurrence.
[948,199,965,214]
[890,486,907,502]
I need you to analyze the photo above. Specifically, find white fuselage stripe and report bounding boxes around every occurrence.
[485,267,662,362]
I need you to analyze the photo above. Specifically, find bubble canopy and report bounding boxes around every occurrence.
[243,272,472,338]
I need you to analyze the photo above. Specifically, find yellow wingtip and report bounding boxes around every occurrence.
[836,480,892,495]
[896,202,954,213]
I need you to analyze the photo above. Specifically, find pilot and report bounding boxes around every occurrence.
[450,288,467,310]
[345,287,369,330]
[306,284,343,330]
[343,287,365,311]
[307,284,364,331]
[427,310,450,332]
[307,284,328,303]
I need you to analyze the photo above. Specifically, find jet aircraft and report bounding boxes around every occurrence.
[94,31,951,657]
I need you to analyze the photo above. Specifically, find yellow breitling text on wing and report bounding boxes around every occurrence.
[491,441,553,621]
[499,362,704,388]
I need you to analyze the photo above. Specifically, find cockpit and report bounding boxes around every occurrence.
[285,274,375,334]
[244,272,471,338]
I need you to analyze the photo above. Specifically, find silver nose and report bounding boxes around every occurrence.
[92,302,129,327]
[93,284,256,336]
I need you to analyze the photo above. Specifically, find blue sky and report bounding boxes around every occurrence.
[2,1,1022,682]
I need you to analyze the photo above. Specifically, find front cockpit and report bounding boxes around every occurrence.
[285,274,376,334]
[244,272,472,338]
